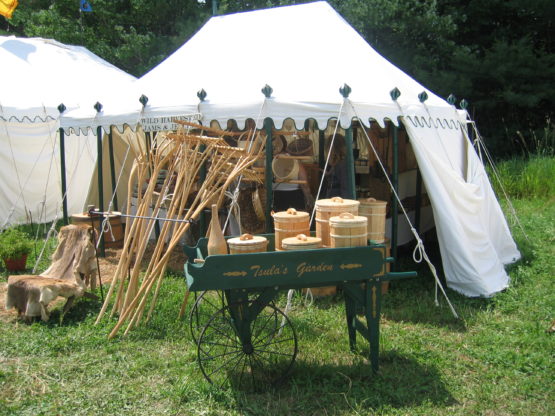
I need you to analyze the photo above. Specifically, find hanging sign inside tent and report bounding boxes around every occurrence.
[140,114,201,132]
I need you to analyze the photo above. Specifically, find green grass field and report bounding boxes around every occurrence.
[1,157,554,415]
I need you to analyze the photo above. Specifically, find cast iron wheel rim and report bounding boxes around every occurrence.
[189,290,228,345]
[189,291,276,345]
[196,301,298,391]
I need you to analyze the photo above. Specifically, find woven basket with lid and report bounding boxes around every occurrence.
[272,208,310,251]
[315,196,359,247]
[281,233,321,251]
[358,197,387,243]
[329,212,368,248]
[227,233,268,254]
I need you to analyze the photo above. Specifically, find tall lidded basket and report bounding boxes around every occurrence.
[272,208,310,251]
[329,212,368,248]
[315,197,359,247]
[358,198,387,243]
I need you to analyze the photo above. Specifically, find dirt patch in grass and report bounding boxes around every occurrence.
[0,242,187,323]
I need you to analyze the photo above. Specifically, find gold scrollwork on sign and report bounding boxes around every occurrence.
[340,263,363,270]
[223,271,247,277]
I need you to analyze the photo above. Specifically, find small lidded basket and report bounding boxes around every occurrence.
[227,233,268,254]
[272,208,310,251]
[329,212,368,248]
[281,234,322,251]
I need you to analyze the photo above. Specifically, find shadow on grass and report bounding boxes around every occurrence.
[41,293,104,327]
[220,351,456,414]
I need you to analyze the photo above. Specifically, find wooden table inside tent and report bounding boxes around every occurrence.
[184,234,416,390]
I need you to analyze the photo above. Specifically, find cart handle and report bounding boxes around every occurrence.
[385,271,418,281]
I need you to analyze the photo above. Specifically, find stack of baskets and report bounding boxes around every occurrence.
[223,196,388,294]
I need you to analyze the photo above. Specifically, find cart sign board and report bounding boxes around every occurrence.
[185,241,388,292]
[141,114,201,132]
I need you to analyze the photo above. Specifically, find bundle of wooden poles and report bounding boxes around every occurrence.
[95,121,264,338]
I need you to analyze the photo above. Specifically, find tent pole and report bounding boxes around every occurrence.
[391,122,399,271]
[145,132,161,240]
[96,125,105,257]
[108,126,118,212]
[415,169,422,234]
[264,118,274,233]
[344,126,356,200]
[59,127,69,225]
[318,130,325,171]
[199,143,207,236]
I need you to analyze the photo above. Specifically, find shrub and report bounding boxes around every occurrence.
[488,156,555,199]
[0,228,33,260]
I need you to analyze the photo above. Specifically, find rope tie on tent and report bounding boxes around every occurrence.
[411,228,424,263]
[347,100,459,318]
[461,119,530,243]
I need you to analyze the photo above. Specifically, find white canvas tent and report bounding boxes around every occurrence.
[0,36,138,227]
[135,1,520,297]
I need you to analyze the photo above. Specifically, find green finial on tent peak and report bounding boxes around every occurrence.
[197,89,207,102]
[139,94,149,107]
[261,84,273,98]
[447,94,456,105]
[94,102,103,112]
[390,87,401,101]
[460,99,468,109]
[418,91,428,103]
[57,103,66,114]
[339,83,352,98]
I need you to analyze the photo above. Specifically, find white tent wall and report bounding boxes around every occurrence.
[401,106,520,297]
[0,120,96,227]
[1,35,139,229]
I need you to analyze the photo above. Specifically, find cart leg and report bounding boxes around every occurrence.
[344,292,357,351]
[365,280,382,373]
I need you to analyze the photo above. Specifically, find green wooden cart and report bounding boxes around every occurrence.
[184,234,416,390]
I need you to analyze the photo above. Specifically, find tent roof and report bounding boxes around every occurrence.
[138,1,453,130]
[0,36,138,128]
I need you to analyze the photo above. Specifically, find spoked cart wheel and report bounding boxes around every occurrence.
[197,300,298,391]
[189,290,227,345]
[189,290,276,345]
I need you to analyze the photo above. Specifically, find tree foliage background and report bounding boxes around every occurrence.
[2,0,553,157]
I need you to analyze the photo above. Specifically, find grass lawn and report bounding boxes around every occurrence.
[1,166,554,415]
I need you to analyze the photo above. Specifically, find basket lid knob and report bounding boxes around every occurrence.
[239,233,254,241]
[296,234,308,241]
